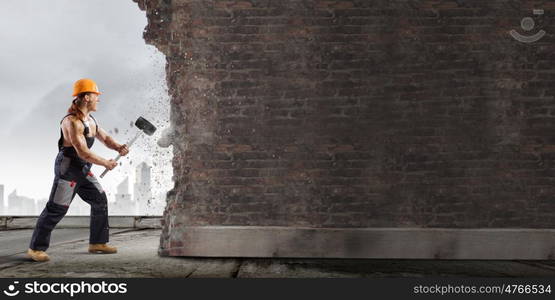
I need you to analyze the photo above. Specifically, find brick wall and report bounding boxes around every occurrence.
[133,0,555,254]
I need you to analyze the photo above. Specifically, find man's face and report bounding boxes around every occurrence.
[86,93,100,111]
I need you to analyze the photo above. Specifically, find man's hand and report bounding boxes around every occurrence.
[104,159,118,170]
[117,144,129,156]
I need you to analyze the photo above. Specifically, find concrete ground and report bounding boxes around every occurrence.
[1,229,555,278]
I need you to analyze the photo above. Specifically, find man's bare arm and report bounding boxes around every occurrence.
[96,127,129,156]
[65,119,110,167]
[96,127,121,151]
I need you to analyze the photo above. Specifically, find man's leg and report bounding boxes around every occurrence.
[77,172,109,244]
[29,177,76,251]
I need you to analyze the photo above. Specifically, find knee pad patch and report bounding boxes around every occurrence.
[86,172,105,194]
[52,179,76,207]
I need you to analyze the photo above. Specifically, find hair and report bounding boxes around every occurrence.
[67,92,91,120]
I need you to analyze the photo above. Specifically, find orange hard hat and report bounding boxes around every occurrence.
[72,78,102,97]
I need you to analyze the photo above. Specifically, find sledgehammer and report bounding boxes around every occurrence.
[100,116,157,178]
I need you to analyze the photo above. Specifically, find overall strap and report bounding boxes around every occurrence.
[60,113,75,125]
[58,113,96,152]
[58,113,89,147]
[89,114,98,127]
[60,113,90,127]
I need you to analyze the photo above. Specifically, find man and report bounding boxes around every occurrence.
[27,78,129,262]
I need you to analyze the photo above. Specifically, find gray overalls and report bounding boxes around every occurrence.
[30,113,109,251]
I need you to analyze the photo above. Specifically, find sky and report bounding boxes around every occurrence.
[0,0,173,215]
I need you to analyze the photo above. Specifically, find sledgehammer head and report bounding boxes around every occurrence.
[135,117,157,136]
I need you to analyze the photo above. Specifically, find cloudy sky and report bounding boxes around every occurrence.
[0,0,173,215]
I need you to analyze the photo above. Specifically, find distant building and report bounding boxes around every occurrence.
[0,184,4,215]
[134,162,152,215]
[113,177,135,215]
[35,198,48,216]
[8,189,36,215]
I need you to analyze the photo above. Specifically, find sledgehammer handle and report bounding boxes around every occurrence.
[100,154,123,178]
[99,132,141,178]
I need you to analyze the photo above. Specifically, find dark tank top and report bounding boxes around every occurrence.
[58,113,97,164]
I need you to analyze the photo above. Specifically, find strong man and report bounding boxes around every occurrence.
[28,78,129,262]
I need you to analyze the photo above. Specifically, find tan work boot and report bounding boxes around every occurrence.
[88,244,117,254]
[27,249,50,262]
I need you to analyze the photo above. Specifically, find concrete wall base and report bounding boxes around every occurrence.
[0,216,161,230]
[161,226,555,260]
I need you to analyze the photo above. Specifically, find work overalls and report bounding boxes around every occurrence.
[29,113,109,251]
